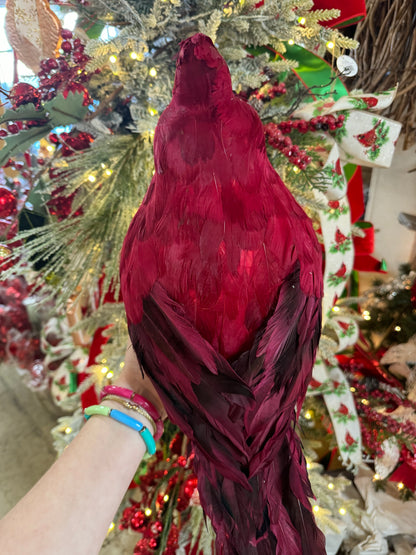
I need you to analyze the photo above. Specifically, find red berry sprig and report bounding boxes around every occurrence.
[278,114,345,135]
[38,28,99,106]
[264,122,312,169]
[264,114,346,169]
[255,81,287,101]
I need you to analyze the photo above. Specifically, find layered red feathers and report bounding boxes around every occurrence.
[120,33,325,554]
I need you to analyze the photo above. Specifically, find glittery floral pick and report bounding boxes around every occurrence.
[5,0,62,72]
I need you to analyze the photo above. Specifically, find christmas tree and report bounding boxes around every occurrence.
[0,0,415,553]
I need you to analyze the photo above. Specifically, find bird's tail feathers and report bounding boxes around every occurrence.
[195,427,325,555]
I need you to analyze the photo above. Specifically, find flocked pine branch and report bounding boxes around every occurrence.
[3,133,154,306]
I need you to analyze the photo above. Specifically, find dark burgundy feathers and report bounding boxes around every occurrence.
[121,33,325,554]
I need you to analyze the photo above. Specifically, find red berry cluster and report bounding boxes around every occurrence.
[264,114,346,169]
[264,122,312,169]
[349,378,416,458]
[255,81,287,101]
[0,117,50,144]
[350,378,416,412]
[38,28,98,106]
[9,83,42,109]
[119,434,202,555]
[45,131,93,220]
[277,113,345,135]
[49,130,94,157]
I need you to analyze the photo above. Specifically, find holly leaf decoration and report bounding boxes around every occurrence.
[0,103,47,124]
[0,91,89,166]
[0,125,53,166]
[44,91,89,127]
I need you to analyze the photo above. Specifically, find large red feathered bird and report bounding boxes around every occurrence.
[121,33,326,554]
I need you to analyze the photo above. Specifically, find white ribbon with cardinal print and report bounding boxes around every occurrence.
[296,88,402,467]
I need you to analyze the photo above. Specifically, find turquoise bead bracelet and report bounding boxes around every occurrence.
[84,404,156,455]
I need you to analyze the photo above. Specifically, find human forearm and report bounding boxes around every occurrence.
[0,400,150,554]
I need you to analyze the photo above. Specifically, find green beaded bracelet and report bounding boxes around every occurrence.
[84,404,156,455]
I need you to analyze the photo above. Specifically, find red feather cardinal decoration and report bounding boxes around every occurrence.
[121,34,325,554]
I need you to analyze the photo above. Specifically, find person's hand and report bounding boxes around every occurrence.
[114,344,167,419]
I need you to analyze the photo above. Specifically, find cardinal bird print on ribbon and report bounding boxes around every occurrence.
[121,34,326,554]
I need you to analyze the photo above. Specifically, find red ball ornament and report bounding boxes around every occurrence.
[9,83,42,109]
[0,188,17,219]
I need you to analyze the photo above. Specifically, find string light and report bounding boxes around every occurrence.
[373,473,380,481]
[326,41,335,50]
[163,494,169,502]
[119,361,125,369]
[107,522,115,534]
[101,163,107,169]
[394,325,401,332]
[106,370,114,379]
[144,508,152,516]
[130,52,138,60]
[64,427,72,434]
[362,310,371,320]
[339,507,346,516]
[350,387,356,393]
[397,482,404,490]
[148,107,158,116]
[109,55,117,63]
[105,168,113,176]
[46,145,54,152]
[88,175,96,183]
[332,306,340,312]
[288,39,295,45]
[312,505,319,513]
[306,462,311,470]
[149,67,157,77]
[327,482,334,490]
[304,411,313,420]
[298,17,306,25]
[0,246,11,258]
[293,166,300,173]
[361,399,370,405]
[101,366,109,374]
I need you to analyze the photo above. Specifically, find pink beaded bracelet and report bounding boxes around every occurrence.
[100,385,164,440]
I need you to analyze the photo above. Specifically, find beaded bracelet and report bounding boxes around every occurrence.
[100,385,163,440]
[102,394,157,436]
[84,404,156,455]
